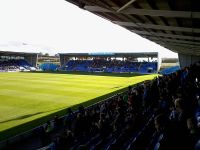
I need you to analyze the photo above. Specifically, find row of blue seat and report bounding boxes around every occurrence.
[63,60,157,73]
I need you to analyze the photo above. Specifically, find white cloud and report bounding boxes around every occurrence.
[0,0,177,58]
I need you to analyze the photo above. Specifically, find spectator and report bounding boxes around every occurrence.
[187,117,200,147]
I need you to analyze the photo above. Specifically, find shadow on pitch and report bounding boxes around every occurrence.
[0,106,67,124]
[0,112,44,124]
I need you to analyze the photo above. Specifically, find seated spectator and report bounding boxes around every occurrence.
[170,98,188,124]
[149,113,192,150]
[45,121,54,133]
[150,114,174,150]
[72,113,84,139]
[78,105,85,113]
[187,117,200,147]
[42,121,53,146]
[195,139,200,150]
[169,98,191,149]
[97,113,111,138]
[64,108,75,130]
[53,115,61,130]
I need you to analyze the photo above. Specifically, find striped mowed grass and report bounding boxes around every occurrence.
[0,72,157,140]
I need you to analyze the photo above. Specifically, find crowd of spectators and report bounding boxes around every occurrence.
[0,59,31,72]
[64,59,157,73]
[36,61,200,150]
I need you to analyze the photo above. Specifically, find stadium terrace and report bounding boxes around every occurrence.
[1,0,200,149]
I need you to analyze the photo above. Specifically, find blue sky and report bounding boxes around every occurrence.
[0,0,177,58]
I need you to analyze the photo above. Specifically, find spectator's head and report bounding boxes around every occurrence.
[47,121,51,125]
[100,113,105,120]
[154,114,168,132]
[78,105,85,113]
[187,117,197,131]
[77,113,81,118]
[67,108,73,114]
[175,98,184,112]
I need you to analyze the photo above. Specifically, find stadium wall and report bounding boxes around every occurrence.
[179,53,200,68]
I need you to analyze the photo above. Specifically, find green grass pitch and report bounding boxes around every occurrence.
[0,72,157,141]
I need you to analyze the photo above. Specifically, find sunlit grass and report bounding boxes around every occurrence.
[0,72,157,140]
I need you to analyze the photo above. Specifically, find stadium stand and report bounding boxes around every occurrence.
[2,0,200,148]
[160,66,180,75]
[4,61,199,150]
[62,59,157,73]
[0,59,32,72]
[0,51,38,72]
[59,52,159,74]
[138,62,158,73]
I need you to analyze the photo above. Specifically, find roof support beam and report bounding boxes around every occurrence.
[113,21,200,33]
[84,5,200,18]
[163,43,200,49]
[120,8,200,18]
[158,44,200,51]
[147,36,200,46]
[165,45,199,52]
[117,0,137,12]
[131,30,200,41]
[84,5,112,13]
[166,45,200,53]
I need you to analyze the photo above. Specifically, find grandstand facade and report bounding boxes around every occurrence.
[59,52,159,73]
